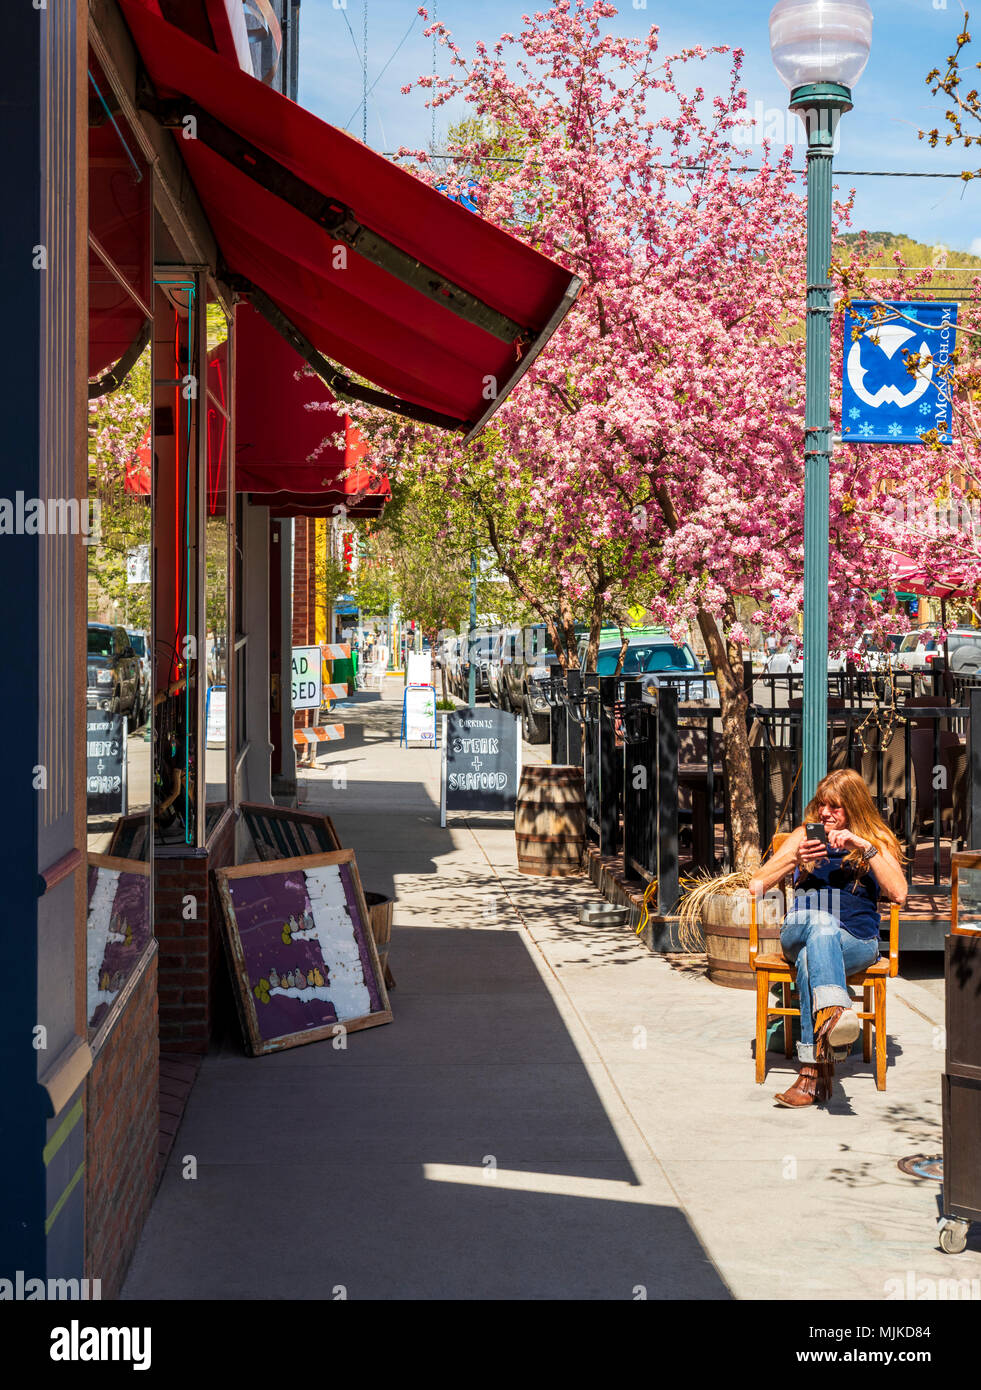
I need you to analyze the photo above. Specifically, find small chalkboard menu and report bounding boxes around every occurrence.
[86,711,127,817]
[441,706,521,824]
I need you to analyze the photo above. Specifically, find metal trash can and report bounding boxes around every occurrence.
[940,933,981,1252]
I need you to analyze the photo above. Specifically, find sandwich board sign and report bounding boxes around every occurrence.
[407,651,432,686]
[841,301,958,445]
[206,684,227,747]
[401,685,436,747]
[440,706,520,824]
[86,711,127,817]
[291,646,322,710]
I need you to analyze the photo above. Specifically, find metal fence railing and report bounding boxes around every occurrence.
[542,663,981,900]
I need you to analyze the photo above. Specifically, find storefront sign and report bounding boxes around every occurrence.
[402,684,436,746]
[407,651,432,686]
[126,543,150,584]
[440,707,520,824]
[842,301,958,444]
[291,645,322,709]
[206,684,227,747]
[86,711,127,817]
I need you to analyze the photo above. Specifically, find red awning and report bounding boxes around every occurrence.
[232,304,365,492]
[207,306,387,509]
[884,551,976,600]
[118,0,580,439]
[88,56,153,381]
[126,428,152,496]
[251,488,390,520]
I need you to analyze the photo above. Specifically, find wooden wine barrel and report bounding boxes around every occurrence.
[702,891,785,989]
[363,891,393,949]
[363,891,395,988]
[515,765,586,877]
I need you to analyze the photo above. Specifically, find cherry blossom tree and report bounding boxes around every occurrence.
[358,0,962,867]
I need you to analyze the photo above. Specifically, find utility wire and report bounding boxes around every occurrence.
[362,0,368,145]
[342,11,419,131]
[385,152,981,178]
[431,0,438,155]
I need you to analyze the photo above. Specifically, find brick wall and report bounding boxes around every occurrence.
[154,812,237,1052]
[155,853,209,1053]
[85,953,158,1300]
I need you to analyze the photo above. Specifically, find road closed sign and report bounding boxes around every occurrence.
[291,646,322,710]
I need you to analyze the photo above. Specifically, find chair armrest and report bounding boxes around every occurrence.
[749,892,759,966]
[888,902,900,978]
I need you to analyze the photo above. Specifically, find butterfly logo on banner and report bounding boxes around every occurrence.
[841,301,958,445]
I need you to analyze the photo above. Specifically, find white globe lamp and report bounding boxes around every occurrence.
[770,0,873,102]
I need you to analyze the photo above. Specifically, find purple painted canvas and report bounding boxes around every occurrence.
[86,865,152,1031]
[225,861,383,1044]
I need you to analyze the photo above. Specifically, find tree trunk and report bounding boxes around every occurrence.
[613,625,629,678]
[696,608,762,870]
[583,591,607,672]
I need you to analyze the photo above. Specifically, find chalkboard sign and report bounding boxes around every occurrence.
[86,711,127,817]
[441,707,521,823]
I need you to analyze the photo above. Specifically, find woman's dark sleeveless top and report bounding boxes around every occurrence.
[793,846,881,940]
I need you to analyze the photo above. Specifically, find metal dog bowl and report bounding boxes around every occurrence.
[579,903,630,927]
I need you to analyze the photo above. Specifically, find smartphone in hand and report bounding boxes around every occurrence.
[805,822,828,845]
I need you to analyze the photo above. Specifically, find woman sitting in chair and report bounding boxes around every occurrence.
[748,768,907,1108]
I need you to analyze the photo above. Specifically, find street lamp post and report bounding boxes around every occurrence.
[770,0,873,805]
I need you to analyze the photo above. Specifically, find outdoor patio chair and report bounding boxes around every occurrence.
[904,694,953,731]
[749,833,901,1090]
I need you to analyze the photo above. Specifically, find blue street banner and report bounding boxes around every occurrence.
[436,179,479,213]
[841,300,957,445]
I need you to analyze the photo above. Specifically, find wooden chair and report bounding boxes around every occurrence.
[749,833,900,1090]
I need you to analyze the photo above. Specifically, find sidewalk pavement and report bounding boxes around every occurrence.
[122,680,981,1300]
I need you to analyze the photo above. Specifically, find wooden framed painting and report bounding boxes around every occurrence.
[240,801,342,862]
[86,855,152,1032]
[214,849,392,1056]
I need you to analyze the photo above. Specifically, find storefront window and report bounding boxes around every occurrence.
[86,67,153,1036]
[205,303,231,808]
[153,275,201,846]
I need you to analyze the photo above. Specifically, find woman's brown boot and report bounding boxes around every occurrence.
[815,1005,860,1059]
[817,1060,835,1103]
[774,1064,821,1107]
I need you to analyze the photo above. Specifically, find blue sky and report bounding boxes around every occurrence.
[298,0,981,254]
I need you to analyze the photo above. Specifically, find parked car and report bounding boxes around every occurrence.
[127,627,151,726]
[580,628,718,700]
[440,634,462,694]
[499,624,558,741]
[87,623,140,725]
[488,626,521,708]
[456,629,494,700]
[895,626,981,677]
[853,631,903,671]
[763,643,851,675]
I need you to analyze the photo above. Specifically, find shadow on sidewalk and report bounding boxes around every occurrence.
[123,924,731,1300]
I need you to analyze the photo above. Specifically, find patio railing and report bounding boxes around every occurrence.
[542,663,981,901]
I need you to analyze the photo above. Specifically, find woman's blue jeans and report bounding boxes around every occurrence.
[779,910,880,1063]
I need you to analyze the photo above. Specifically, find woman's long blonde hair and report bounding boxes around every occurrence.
[804,768,906,870]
